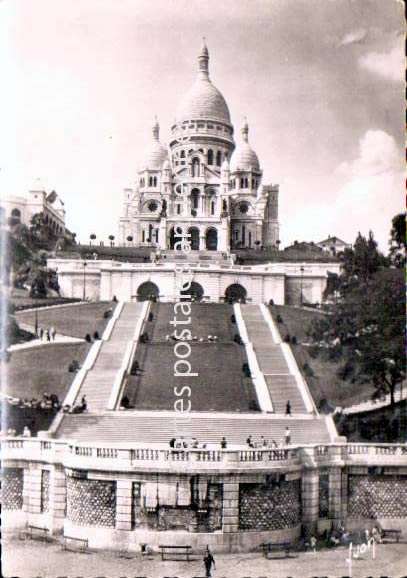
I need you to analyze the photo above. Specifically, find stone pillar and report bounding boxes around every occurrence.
[27,465,42,515]
[116,480,132,531]
[341,470,348,521]
[222,480,239,533]
[49,466,66,534]
[329,467,342,528]
[301,469,319,536]
[22,467,31,514]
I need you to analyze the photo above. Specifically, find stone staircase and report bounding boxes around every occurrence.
[159,250,227,262]
[70,302,144,411]
[56,412,332,445]
[241,305,308,413]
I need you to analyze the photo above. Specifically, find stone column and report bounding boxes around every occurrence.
[49,466,67,534]
[301,469,319,536]
[27,465,42,515]
[329,467,342,528]
[222,480,239,533]
[116,480,132,531]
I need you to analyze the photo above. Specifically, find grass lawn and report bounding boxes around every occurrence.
[269,305,375,409]
[125,302,258,412]
[125,342,258,412]
[15,301,116,339]
[4,342,90,400]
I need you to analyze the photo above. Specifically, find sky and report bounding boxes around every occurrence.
[0,0,404,250]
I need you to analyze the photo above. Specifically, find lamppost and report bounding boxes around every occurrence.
[82,259,87,301]
[300,266,304,306]
[34,299,39,338]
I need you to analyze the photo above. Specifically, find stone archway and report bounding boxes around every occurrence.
[225,283,247,303]
[181,281,204,302]
[137,281,159,301]
[188,227,200,251]
[205,228,218,251]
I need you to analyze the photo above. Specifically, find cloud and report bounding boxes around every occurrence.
[359,35,403,82]
[283,130,403,250]
[340,28,367,46]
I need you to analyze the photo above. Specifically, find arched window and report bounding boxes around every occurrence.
[11,208,21,221]
[149,176,153,187]
[153,176,157,187]
[211,201,215,215]
[207,149,214,165]
[216,151,222,166]
[155,229,159,243]
[180,150,185,158]
[244,177,248,188]
[192,157,200,177]
[142,230,145,242]
[240,178,244,188]
[191,188,200,209]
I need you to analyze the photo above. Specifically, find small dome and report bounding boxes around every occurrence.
[230,120,260,171]
[142,119,168,170]
[162,158,170,170]
[176,42,231,124]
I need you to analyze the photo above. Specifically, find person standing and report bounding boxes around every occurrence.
[203,546,215,577]
[285,400,291,415]
[284,426,291,445]
[221,436,227,449]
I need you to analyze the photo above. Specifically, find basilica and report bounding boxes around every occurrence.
[119,41,279,252]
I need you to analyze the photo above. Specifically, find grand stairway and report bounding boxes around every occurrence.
[241,305,310,413]
[68,302,144,411]
[56,411,333,445]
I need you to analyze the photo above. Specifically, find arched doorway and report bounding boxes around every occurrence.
[205,228,218,251]
[169,227,183,251]
[137,281,159,301]
[181,281,204,302]
[188,227,200,251]
[225,283,247,303]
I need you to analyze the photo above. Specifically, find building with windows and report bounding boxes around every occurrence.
[0,181,65,236]
[317,236,351,256]
[119,41,279,252]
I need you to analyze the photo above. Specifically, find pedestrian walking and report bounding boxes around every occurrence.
[203,546,215,577]
[39,328,44,340]
[285,400,291,415]
[46,329,51,342]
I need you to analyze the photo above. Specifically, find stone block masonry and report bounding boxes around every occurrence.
[1,467,24,510]
[239,479,301,531]
[66,477,116,527]
[348,474,407,518]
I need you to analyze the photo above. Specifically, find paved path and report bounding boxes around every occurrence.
[339,386,406,415]
[2,534,406,578]
[7,334,84,352]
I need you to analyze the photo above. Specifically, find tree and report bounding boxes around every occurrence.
[309,267,404,407]
[108,235,115,247]
[389,213,405,268]
[126,235,133,245]
[89,233,96,246]
[341,231,387,287]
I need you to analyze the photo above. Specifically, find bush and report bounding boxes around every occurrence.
[85,333,92,342]
[68,360,80,373]
[148,312,154,322]
[276,314,283,323]
[269,299,274,306]
[231,314,236,324]
[302,362,314,377]
[103,309,113,319]
[291,335,297,345]
[233,334,243,345]
[284,334,291,343]
[308,345,319,359]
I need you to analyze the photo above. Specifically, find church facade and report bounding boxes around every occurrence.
[119,41,279,252]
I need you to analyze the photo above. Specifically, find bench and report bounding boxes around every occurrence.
[381,529,402,543]
[159,544,192,561]
[262,541,292,559]
[62,535,88,552]
[27,525,50,541]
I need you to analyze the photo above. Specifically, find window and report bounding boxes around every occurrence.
[142,230,145,242]
[217,125,222,130]
[216,151,222,166]
[177,204,181,215]
[155,229,159,243]
[180,150,185,158]
[207,123,214,129]
[244,178,248,188]
[235,230,239,240]
[198,122,205,128]
[192,157,200,177]
[149,177,153,187]
[207,149,214,165]
[191,189,199,209]
[153,177,157,187]
[148,201,158,212]
[240,178,244,188]
[211,201,215,215]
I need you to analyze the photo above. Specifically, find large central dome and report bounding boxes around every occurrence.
[176,41,231,124]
